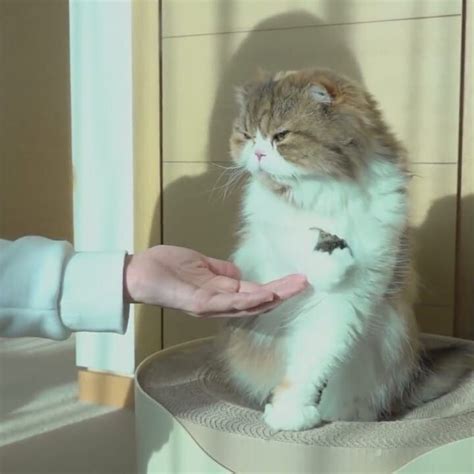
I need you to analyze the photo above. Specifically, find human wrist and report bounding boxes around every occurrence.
[123,253,138,304]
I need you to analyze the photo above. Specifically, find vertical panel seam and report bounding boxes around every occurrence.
[453,0,467,336]
[159,0,165,350]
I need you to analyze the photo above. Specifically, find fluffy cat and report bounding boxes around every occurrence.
[219,68,469,431]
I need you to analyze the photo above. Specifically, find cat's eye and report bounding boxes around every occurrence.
[242,131,252,140]
[273,130,289,143]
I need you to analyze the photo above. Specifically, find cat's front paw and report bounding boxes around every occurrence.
[263,402,322,431]
[308,247,354,291]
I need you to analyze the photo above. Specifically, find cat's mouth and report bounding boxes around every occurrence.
[251,166,305,184]
[254,170,296,195]
[256,168,282,183]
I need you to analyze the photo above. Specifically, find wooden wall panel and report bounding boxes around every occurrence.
[0,0,73,241]
[454,0,474,339]
[162,162,240,347]
[163,16,460,166]
[161,2,463,346]
[132,0,163,363]
[163,308,222,348]
[162,162,240,258]
[162,0,461,37]
[415,305,454,336]
[410,164,458,308]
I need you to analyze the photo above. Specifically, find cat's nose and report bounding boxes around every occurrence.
[255,150,266,161]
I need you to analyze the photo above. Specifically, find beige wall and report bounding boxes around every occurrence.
[0,0,73,242]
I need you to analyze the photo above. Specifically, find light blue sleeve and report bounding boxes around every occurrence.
[0,236,129,339]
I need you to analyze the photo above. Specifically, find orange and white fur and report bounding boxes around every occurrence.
[220,68,467,431]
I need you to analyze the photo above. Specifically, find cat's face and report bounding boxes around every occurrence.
[230,69,376,185]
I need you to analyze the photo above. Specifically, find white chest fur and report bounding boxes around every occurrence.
[236,159,408,285]
[240,179,357,276]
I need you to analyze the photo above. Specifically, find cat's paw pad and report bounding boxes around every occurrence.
[308,247,354,290]
[263,402,322,431]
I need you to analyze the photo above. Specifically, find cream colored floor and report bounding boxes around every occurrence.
[0,336,136,474]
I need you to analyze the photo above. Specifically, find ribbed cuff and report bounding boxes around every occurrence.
[60,251,130,334]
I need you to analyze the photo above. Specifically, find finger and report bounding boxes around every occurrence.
[236,280,264,292]
[191,275,309,319]
[205,275,240,293]
[262,274,308,299]
[205,257,241,280]
[238,274,308,298]
[203,299,281,318]
[195,288,275,315]
[210,277,265,294]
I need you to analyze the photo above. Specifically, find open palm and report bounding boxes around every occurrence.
[125,245,308,318]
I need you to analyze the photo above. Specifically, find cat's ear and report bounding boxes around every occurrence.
[273,70,297,81]
[309,83,333,105]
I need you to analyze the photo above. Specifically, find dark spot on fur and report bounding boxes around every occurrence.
[315,380,328,405]
[314,229,348,254]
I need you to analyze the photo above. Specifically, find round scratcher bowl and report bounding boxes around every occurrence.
[135,334,474,473]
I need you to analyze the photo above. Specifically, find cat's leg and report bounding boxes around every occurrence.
[232,242,261,283]
[263,296,364,431]
[318,342,379,422]
[232,232,281,283]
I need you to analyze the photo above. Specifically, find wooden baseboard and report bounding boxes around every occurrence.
[78,368,134,409]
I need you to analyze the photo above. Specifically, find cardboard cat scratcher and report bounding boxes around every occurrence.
[135,334,474,473]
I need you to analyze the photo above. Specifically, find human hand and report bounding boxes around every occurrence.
[124,245,308,318]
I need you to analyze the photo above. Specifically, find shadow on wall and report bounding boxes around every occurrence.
[148,10,364,348]
[413,193,474,338]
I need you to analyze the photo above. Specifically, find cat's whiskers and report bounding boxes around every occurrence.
[209,162,247,200]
